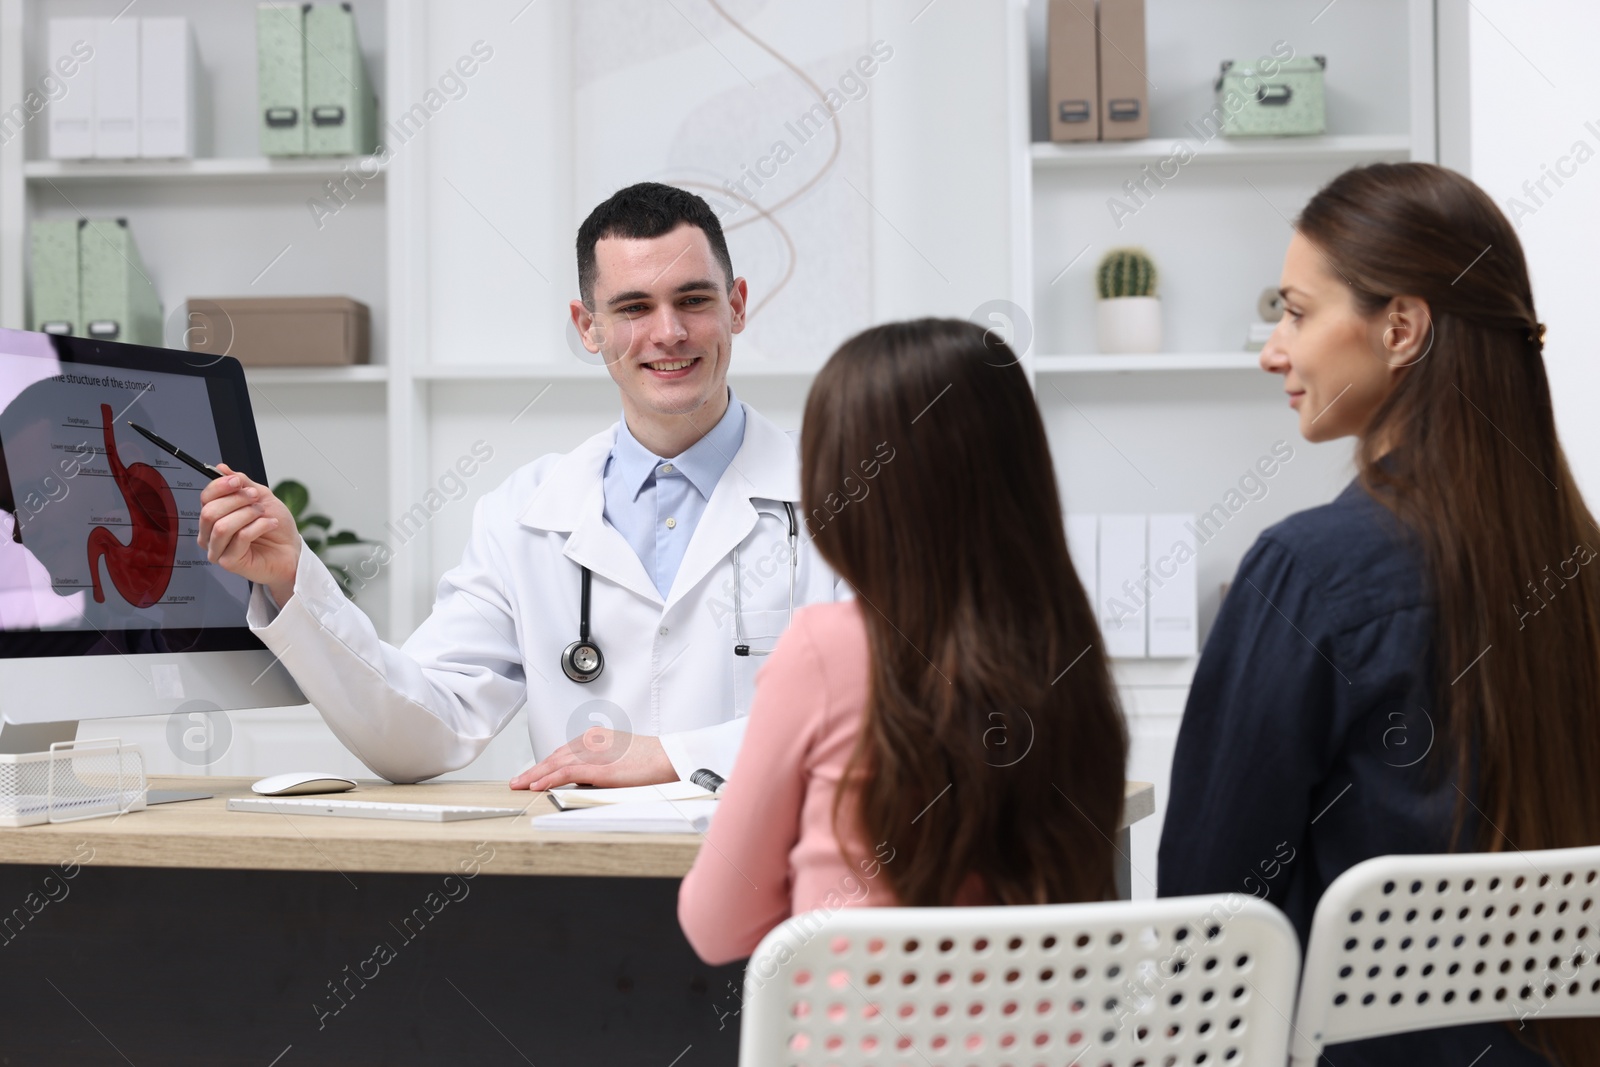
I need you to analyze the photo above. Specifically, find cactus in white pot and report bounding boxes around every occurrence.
[1095,247,1163,354]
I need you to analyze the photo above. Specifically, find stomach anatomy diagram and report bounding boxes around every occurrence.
[87,403,179,608]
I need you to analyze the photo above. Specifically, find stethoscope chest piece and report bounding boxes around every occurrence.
[561,638,604,684]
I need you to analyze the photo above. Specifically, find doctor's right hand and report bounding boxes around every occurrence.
[198,464,301,608]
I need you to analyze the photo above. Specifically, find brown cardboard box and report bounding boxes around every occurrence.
[1097,0,1150,141]
[1048,0,1099,142]
[184,296,370,366]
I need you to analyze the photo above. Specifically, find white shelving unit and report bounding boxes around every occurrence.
[1034,352,1265,373]
[21,155,388,182]
[1030,132,1413,169]
[243,365,392,386]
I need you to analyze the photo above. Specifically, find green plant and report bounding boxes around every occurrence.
[1096,247,1159,299]
[273,479,368,597]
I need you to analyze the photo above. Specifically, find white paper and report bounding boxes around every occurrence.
[532,798,718,833]
[545,780,715,810]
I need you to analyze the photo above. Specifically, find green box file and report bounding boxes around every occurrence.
[80,219,163,347]
[258,2,309,156]
[1217,56,1328,137]
[30,219,81,336]
[305,3,378,156]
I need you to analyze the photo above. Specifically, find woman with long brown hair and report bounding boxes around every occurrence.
[1160,162,1599,1066]
[679,318,1128,964]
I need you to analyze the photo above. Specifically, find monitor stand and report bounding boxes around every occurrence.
[0,719,76,754]
[0,719,212,805]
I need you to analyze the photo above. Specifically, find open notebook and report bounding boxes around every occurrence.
[543,780,715,811]
[531,797,717,834]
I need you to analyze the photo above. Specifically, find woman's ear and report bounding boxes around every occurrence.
[1375,295,1433,369]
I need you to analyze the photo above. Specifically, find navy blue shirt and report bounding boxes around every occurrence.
[1159,476,1550,1067]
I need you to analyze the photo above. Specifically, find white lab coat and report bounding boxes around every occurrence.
[245,402,843,783]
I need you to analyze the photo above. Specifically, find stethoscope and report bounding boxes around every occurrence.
[561,501,799,683]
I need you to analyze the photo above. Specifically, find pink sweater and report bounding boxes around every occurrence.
[677,601,986,965]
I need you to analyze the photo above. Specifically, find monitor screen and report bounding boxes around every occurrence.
[0,328,269,659]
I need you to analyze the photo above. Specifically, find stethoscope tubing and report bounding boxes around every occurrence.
[567,501,798,682]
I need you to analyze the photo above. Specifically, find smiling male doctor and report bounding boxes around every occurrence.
[197,182,842,789]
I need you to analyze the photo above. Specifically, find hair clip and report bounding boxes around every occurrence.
[1528,322,1547,348]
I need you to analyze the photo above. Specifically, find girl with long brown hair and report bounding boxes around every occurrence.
[1160,162,1600,1066]
[679,318,1128,964]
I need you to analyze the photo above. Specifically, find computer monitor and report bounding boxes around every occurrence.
[0,327,303,753]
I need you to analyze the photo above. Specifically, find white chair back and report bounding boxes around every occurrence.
[739,895,1301,1066]
[1290,845,1600,1065]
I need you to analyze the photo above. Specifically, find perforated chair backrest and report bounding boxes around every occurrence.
[738,895,1301,1067]
[1290,845,1600,1065]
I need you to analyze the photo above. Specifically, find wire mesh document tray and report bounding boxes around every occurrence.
[0,739,148,827]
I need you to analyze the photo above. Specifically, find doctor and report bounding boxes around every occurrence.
[197,182,842,789]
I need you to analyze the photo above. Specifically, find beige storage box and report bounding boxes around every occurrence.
[1047,0,1099,142]
[1097,0,1149,141]
[184,296,370,366]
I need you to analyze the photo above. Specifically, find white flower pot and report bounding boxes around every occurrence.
[1096,296,1163,354]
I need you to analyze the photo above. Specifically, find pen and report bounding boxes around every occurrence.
[128,423,225,480]
[689,768,727,796]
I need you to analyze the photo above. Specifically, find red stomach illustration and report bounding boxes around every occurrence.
[87,403,179,608]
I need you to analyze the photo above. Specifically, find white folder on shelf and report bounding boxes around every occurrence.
[93,18,140,158]
[47,19,96,159]
[1097,514,1148,658]
[139,18,198,159]
[1146,513,1198,658]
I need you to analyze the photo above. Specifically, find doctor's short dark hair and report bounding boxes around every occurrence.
[576,182,735,310]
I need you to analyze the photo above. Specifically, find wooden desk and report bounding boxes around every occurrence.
[0,778,1155,1066]
[0,776,1155,880]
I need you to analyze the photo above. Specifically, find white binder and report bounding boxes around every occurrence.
[1097,514,1148,658]
[1146,513,1198,657]
[93,18,140,158]
[139,18,199,159]
[1065,513,1099,612]
[47,19,97,158]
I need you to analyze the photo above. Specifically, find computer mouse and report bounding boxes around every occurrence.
[251,772,359,797]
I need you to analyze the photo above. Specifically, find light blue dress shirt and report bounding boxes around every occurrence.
[602,388,747,598]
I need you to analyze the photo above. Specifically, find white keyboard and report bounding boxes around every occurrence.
[226,796,523,822]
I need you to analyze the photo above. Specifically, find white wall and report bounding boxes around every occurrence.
[1465,0,1600,501]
